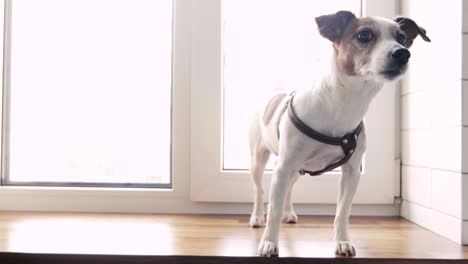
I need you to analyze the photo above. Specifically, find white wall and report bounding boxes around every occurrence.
[400,0,467,244]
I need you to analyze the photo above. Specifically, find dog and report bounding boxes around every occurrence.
[248,10,430,257]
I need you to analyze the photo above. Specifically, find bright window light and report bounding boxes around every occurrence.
[8,0,172,185]
[223,0,360,170]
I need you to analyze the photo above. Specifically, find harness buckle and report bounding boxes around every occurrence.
[341,133,357,155]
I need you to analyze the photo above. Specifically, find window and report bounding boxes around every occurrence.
[4,0,172,187]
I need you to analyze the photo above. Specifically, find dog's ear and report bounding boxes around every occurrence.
[315,11,357,42]
[394,17,431,48]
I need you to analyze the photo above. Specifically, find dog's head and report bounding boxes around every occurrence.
[315,11,430,81]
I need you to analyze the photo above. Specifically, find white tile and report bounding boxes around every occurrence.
[431,82,462,127]
[462,174,468,220]
[464,35,468,79]
[463,81,468,126]
[401,0,462,94]
[402,82,461,129]
[401,92,431,130]
[431,169,462,218]
[431,127,462,172]
[402,128,463,171]
[464,0,468,33]
[402,166,431,207]
[401,200,462,244]
[463,127,468,173]
[402,129,432,167]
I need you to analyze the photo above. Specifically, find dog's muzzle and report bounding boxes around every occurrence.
[381,48,411,79]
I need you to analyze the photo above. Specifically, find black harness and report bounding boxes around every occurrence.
[278,92,364,176]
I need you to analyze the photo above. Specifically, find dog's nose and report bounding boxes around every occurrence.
[392,48,411,66]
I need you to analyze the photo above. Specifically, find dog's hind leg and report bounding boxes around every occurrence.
[282,173,299,223]
[249,146,270,228]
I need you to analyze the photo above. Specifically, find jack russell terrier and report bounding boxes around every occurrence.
[248,10,430,257]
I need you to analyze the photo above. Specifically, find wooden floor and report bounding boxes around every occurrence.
[0,212,467,259]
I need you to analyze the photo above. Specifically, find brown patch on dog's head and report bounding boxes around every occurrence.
[316,11,380,76]
[334,17,378,76]
[315,11,430,80]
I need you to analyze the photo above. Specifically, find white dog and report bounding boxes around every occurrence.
[248,11,430,257]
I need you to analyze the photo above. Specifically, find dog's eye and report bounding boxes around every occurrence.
[397,33,407,46]
[356,30,374,43]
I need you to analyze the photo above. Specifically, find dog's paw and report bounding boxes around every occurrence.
[335,241,356,257]
[282,210,298,224]
[258,240,278,257]
[249,214,266,228]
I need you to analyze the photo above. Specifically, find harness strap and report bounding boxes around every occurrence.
[279,91,363,176]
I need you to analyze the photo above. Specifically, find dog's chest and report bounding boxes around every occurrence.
[271,136,348,173]
[300,144,345,172]
[269,141,346,172]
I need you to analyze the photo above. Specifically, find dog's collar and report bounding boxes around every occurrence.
[279,91,364,176]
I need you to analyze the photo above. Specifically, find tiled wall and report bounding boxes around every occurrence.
[400,0,466,243]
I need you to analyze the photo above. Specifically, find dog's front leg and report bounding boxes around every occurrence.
[258,166,295,257]
[334,161,361,257]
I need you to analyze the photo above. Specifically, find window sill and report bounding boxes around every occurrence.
[0,186,183,213]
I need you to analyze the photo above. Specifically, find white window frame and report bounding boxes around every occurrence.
[0,0,401,214]
[190,0,401,204]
